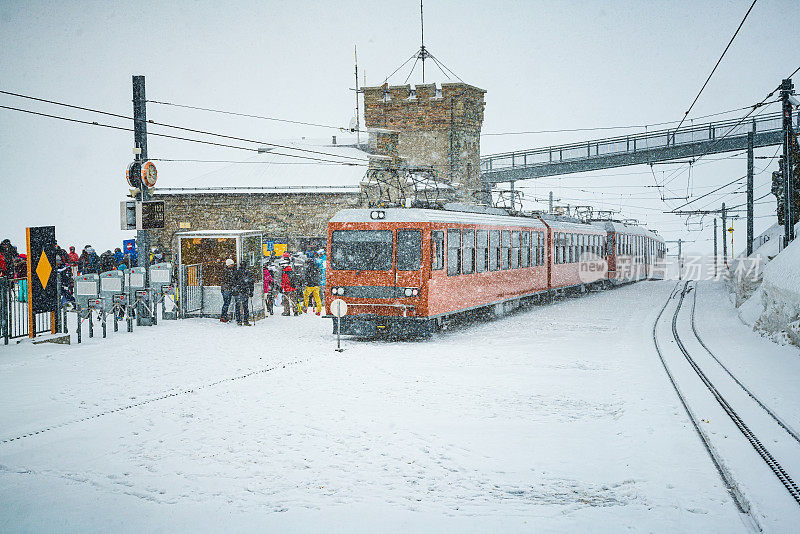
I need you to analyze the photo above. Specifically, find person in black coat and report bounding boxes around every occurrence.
[233,260,254,325]
[219,259,236,322]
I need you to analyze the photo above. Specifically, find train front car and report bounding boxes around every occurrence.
[326,208,431,337]
[325,207,552,338]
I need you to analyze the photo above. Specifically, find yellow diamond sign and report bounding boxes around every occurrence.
[36,250,52,290]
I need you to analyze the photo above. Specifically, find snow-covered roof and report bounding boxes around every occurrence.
[155,141,369,194]
[175,230,263,237]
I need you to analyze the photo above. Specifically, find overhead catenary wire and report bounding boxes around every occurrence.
[481,102,776,137]
[0,105,367,166]
[673,0,759,132]
[146,99,346,131]
[0,89,369,164]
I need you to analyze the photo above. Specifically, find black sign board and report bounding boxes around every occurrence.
[141,201,165,229]
[26,226,58,314]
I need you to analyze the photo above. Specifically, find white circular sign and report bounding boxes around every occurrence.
[330,298,348,317]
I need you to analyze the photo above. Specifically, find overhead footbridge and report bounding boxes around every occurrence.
[480,111,792,183]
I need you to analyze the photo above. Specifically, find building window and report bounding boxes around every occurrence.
[447,229,461,276]
[489,230,500,271]
[431,230,444,270]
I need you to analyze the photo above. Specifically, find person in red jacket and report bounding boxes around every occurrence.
[280,258,300,316]
[0,252,6,277]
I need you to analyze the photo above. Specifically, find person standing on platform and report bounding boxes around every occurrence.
[234,259,253,326]
[219,258,236,323]
[280,257,300,316]
[302,251,322,315]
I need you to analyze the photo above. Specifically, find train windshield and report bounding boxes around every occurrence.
[331,230,393,271]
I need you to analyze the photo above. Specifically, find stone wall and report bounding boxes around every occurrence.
[150,191,361,254]
[363,82,486,200]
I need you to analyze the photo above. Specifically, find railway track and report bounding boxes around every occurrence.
[652,281,800,527]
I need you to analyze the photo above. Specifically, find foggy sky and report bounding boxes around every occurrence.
[1,0,798,256]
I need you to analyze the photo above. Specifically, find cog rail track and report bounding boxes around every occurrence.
[670,281,800,507]
[651,282,752,516]
[689,284,800,446]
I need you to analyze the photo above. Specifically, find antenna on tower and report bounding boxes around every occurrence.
[380,0,463,85]
[418,0,429,82]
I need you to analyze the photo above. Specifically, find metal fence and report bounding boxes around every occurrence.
[180,264,203,316]
[1,276,53,345]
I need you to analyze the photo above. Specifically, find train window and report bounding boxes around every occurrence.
[501,230,511,270]
[463,229,476,275]
[397,229,422,271]
[489,230,500,271]
[512,231,521,269]
[566,234,572,263]
[476,230,488,273]
[431,230,444,270]
[447,229,461,276]
[521,231,530,268]
[331,230,393,271]
[539,232,545,266]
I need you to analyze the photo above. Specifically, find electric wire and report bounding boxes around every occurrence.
[0,91,369,165]
[674,0,759,132]
[146,99,345,130]
[0,104,367,166]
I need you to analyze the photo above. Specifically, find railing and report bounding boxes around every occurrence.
[1,276,53,344]
[481,111,784,173]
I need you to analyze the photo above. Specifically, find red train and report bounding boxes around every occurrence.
[324,206,665,337]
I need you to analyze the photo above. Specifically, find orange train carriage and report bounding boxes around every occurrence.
[324,207,665,337]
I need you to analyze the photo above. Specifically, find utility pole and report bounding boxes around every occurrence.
[133,76,150,271]
[721,202,727,261]
[747,130,754,256]
[713,217,718,277]
[549,191,553,214]
[354,46,361,149]
[780,78,795,245]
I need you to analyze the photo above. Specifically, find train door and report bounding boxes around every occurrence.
[395,228,423,301]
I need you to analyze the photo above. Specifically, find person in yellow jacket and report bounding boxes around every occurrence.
[301,252,323,315]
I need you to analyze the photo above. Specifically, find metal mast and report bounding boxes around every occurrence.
[418,0,429,82]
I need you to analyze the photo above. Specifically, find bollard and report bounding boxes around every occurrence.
[102,311,107,338]
[113,307,118,332]
[88,310,94,338]
[62,306,68,334]
[76,308,82,344]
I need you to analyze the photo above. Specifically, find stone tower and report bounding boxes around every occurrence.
[362,82,487,202]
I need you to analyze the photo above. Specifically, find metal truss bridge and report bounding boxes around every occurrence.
[480,111,793,184]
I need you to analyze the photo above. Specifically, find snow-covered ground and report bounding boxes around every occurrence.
[1,281,796,532]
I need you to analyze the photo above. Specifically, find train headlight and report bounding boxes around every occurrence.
[370,210,385,220]
[404,288,413,297]
[331,287,344,295]
[412,288,418,296]
[337,287,345,295]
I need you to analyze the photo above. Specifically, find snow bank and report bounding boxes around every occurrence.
[752,238,800,346]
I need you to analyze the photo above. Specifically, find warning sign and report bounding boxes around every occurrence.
[26,226,58,314]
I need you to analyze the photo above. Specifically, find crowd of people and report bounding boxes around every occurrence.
[4,234,329,326]
[219,248,326,325]
[1,237,170,307]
